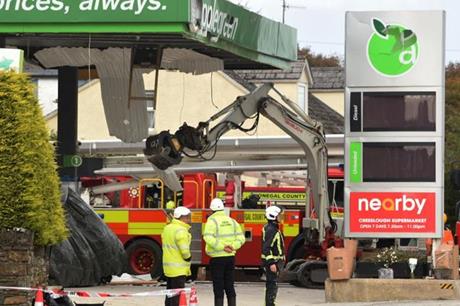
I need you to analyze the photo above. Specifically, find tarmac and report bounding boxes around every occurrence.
[68,281,460,306]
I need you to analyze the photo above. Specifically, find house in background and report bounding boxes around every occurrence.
[310,67,345,116]
[41,61,344,186]
[45,60,343,140]
[234,62,343,135]
[24,62,58,116]
[234,61,312,113]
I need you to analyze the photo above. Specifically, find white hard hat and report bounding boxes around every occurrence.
[173,206,191,219]
[210,198,225,211]
[265,206,282,221]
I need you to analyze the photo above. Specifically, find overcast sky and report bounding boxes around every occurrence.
[229,0,460,63]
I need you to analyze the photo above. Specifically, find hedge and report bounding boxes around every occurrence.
[0,71,67,245]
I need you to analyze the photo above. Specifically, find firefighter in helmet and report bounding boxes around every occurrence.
[203,198,245,306]
[262,205,285,306]
[161,206,192,306]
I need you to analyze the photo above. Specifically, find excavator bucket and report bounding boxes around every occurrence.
[144,131,183,170]
[144,131,184,192]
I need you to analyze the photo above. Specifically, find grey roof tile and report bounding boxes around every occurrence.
[310,67,344,90]
[234,61,306,81]
[308,94,344,134]
[223,70,257,92]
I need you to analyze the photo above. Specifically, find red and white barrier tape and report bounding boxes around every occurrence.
[0,286,191,298]
[0,286,40,292]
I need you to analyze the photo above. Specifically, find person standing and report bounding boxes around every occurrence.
[203,198,245,306]
[162,206,192,306]
[262,206,285,306]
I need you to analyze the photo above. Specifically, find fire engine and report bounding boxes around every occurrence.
[88,83,345,288]
[83,168,344,280]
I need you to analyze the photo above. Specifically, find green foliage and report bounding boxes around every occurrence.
[444,62,460,226]
[297,47,342,67]
[0,71,67,245]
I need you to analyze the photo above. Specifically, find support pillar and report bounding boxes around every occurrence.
[57,67,79,182]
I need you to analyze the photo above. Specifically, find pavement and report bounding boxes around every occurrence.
[68,281,460,306]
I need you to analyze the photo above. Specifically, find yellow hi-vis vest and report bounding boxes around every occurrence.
[203,211,245,258]
[166,200,176,209]
[161,219,191,277]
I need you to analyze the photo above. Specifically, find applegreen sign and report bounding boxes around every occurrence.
[367,18,419,77]
[0,0,297,69]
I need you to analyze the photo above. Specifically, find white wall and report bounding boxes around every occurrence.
[36,78,58,116]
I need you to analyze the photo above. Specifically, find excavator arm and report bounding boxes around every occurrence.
[144,83,332,242]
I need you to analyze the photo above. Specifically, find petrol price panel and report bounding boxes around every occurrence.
[345,11,445,238]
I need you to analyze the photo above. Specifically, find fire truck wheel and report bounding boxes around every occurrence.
[125,239,162,276]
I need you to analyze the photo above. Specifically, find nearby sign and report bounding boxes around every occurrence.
[0,48,23,72]
[345,11,445,238]
[349,192,436,235]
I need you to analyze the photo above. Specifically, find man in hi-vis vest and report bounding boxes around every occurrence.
[162,206,192,306]
[203,198,245,306]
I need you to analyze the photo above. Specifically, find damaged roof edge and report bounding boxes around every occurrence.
[0,0,297,70]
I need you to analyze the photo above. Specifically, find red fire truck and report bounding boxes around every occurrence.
[83,167,344,281]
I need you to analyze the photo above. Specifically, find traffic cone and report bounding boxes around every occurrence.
[178,289,188,306]
[189,286,198,306]
[34,288,44,306]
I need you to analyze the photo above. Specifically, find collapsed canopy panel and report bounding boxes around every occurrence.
[34,46,224,142]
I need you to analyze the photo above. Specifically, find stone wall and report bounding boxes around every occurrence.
[0,229,48,306]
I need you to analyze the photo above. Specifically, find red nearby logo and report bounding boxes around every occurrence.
[349,192,436,234]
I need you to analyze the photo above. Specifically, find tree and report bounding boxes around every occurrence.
[0,71,67,245]
[297,47,342,67]
[444,62,460,224]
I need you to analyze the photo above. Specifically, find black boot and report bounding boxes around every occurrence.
[227,296,236,306]
[214,297,224,306]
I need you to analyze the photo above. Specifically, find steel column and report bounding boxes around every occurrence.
[57,67,79,180]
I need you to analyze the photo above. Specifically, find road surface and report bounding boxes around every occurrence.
[68,282,460,306]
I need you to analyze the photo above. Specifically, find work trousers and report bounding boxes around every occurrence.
[164,275,186,306]
[210,256,236,300]
[264,263,281,306]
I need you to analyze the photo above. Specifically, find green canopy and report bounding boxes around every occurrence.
[0,0,297,69]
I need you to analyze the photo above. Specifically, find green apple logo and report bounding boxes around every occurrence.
[367,18,419,77]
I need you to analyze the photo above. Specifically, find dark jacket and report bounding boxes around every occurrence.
[261,221,285,266]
